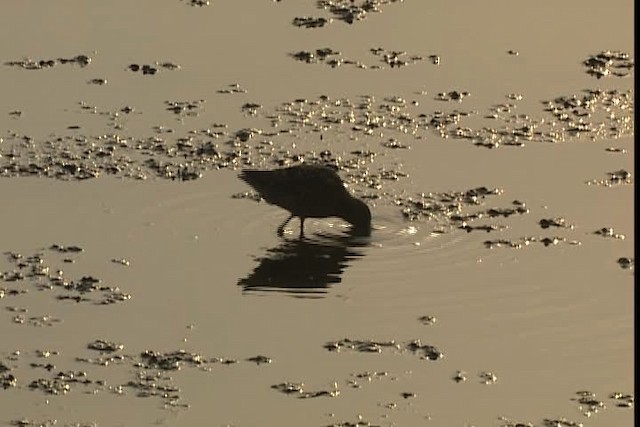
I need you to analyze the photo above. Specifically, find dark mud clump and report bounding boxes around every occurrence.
[293,16,331,28]
[325,338,399,353]
[246,355,272,365]
[418,315,437,325]
[587,169,632,186]
[452,370,467,383]
[290,47,428,69]
[88,78,107,85]
[539,217,573,229]
[316,0,404,25]
[347,370,389,389]
[381,137,410,149]
[397,187,507,220]
[138,349,218,370]
[460,223,505,233]
[483,236,580,249]
[217,83,248,94]
[583,51,634,79]
[405,339,444,361]
[571,390,606,417]
[478,371,498,384]
[291,48,344,68]
[498,418,533,427]
[325,419,382,427]
[616,257,634,270]
[609,391,634,407]
[241,102,263,116]
[28,370,93,395]
[111,258,131,266]
[271,381,339,398]
[593,227,625,240]
[180,0,210,6]
[5,54,91,70]
[49,244,84,254]
[370,47,424,68]
[87,340,124,353]
[1,362,17,389]
[325,338,444,360]
[435,90,470,102]
[165,99,206,117]
[9,420,81,427]
[127,62,180,75]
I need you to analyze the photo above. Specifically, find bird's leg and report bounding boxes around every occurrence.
[277,214,294,237]
[299,217,306,239]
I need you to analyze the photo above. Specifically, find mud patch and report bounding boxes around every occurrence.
[609,391,634,408]
[539,218,573,230]
[583,51,634,79]
[10,313,62,328]
[180,0,209,6]
[417,315,437,326]
[292,16,331,28]
[272,381,339,398]
[587,169,632,186]
[165,99,206,118]
[1,342,272,412]
[497,389,634,426]
[5,54,91,70]
[127,62,180,75]
[593,227,625,240]
[483,236,581,249]
[325,338,444,360]
[316,0,403,25]
[1,248,131,306]
[290,47,428,69]
[616,257,634,270]
[435,90,471,102]
[216,83,248,94]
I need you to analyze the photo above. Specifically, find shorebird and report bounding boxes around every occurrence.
[239,164,372,237]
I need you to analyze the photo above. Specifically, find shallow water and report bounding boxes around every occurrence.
[0,1,634,426]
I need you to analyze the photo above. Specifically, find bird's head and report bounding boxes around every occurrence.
[341,196,372,236]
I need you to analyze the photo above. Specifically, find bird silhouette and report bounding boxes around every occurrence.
[239,164,371,237]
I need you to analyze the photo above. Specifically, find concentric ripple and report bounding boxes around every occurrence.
[233,202,503,297]
[140,174,515,298]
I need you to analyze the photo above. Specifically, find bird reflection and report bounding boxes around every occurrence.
[238,230,369,297]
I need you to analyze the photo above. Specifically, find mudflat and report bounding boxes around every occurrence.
[0,1,634,426]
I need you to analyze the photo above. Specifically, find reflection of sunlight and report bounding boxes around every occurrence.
[399,225,418,236]
[396,225,420,246]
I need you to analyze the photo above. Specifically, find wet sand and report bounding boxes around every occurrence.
[0,1,634,426]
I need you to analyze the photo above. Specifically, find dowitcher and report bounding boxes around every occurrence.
[240,164,371,237]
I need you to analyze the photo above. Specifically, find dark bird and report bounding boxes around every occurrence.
[239,164,372,237]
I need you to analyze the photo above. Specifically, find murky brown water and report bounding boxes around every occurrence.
[0,1,634,426]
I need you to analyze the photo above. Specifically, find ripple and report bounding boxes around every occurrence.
[233,201,503,297]
[364,206,494,273]
[147,178,511,298]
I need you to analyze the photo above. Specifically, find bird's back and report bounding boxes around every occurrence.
[239,164,350,218]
